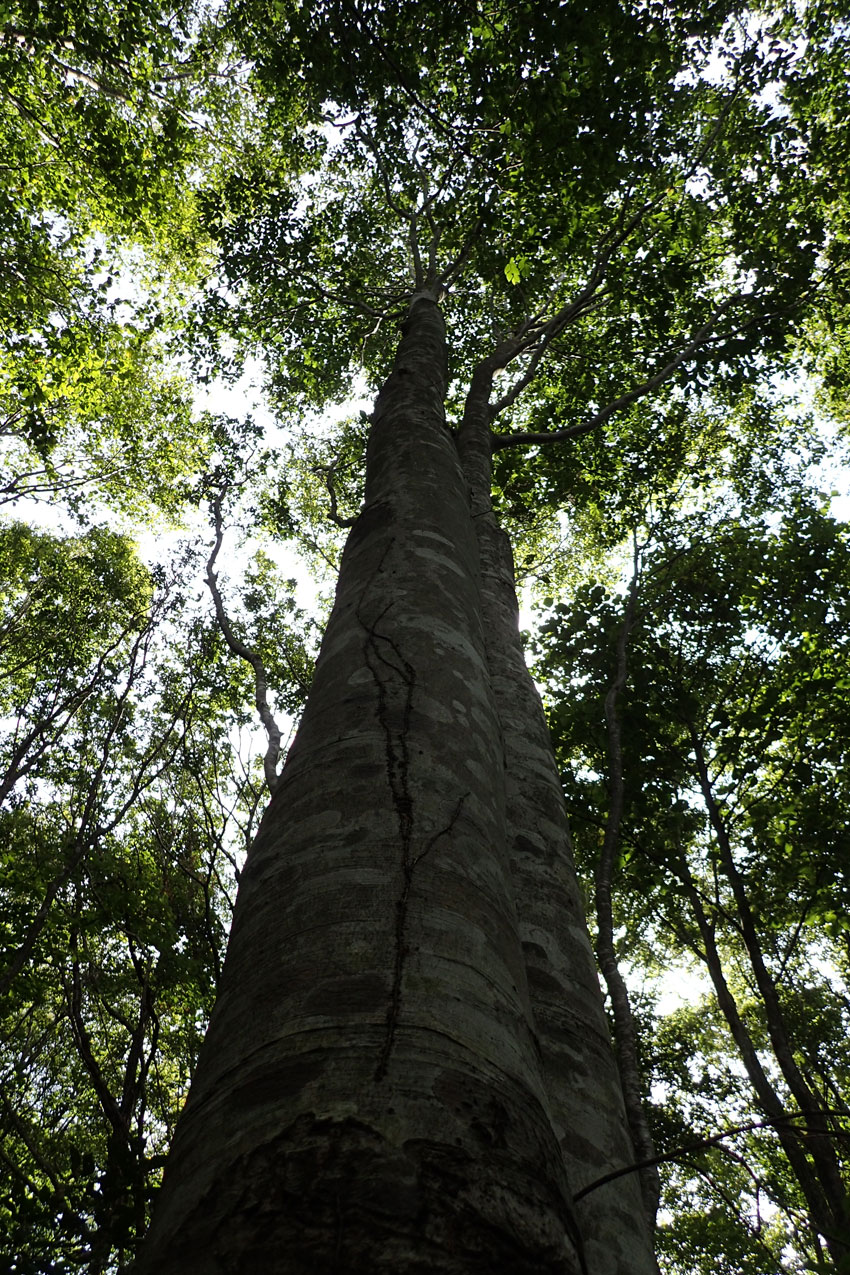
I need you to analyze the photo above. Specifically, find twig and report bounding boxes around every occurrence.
[574,1111,850,1202]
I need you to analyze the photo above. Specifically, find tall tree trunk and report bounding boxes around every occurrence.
[681,871,844,1244]
[686,729,849,1256]
[595,561,661,1230]
[139,297,656,1274]
[459,362,657,1271]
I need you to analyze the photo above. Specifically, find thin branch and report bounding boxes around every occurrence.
[67,937,128,1141]
[205,490,283,794]
[594,533,660,1225]
[574,1111,850,1203]
[490,289,611,419]
[352,10,475,160]
[681,861,842,1239]
[440,188,495,287]
[472,73,763,435]
[492,295,739,451]
[410,147,445,287]
[42,49,129,100]
[298,271,401,321]
[356,123,415,223]
[408,216,425,290]
[482,184,673,424]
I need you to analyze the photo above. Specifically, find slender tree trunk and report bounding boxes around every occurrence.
[682,869,842,1252]
[139,297,656,1273]
[595,563,661,1230]
[687,727,849,1253]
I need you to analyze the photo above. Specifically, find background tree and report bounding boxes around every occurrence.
[535,428,850,1270]
[0,512,317,1272]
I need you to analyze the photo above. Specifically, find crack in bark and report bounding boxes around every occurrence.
[355,545,473,1081]
[363,611,416,1083]
[412,792,469,870]
[374,787,470,1084]
[355,543,416,1081]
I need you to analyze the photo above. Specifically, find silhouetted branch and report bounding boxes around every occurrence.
[574,1111,850,1203]
[205,490,283,794]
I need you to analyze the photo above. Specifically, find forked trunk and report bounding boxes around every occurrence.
[139,297,656,1273]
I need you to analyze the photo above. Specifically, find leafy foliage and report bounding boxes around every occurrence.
[3,0,850,1268]
[535,438,850,1269]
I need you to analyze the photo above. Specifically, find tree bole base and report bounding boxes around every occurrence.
[143,1113,584,1275]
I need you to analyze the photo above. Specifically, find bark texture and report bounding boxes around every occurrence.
[139,298,657,1274]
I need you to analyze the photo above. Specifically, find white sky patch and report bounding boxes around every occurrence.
[653,964,712,1017]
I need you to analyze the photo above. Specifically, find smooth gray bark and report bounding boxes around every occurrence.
[139,297,656,1273]
[460,359,656,1275]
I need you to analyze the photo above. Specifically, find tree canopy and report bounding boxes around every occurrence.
[1,0,849,1269]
